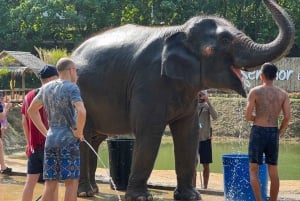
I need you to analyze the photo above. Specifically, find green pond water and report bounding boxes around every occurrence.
[97,138,300,180]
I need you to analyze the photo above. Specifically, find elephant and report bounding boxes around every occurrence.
[72,0,294,200]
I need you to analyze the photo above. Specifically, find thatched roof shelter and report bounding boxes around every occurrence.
[0,50,46,102]
[0,50,46,76]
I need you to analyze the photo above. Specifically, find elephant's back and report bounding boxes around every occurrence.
[72,24,175,88]
[72,24,178,63]
[71,24,177,134]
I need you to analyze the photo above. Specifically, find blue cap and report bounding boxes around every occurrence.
[38,64,58,79]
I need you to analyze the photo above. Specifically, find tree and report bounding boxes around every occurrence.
[0,0,298,56]
[0,0,22,50]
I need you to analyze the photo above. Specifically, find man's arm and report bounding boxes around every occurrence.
[279,93,291,137]
[207,101,218,120]
[22,114,30,145]
[27,99,47,137]
[73,101,86,141]
[0,105,3,120]
[0,103,10,120]
[245,90,256,122]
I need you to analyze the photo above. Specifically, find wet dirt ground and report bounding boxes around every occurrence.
[0,174,224,201]
[1,154,299,201]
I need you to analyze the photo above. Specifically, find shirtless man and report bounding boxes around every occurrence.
[245,62,291,201]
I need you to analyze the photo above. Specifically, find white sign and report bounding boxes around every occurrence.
[242,70,294,81]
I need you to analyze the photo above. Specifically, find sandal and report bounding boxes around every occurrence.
[1,167,12,174]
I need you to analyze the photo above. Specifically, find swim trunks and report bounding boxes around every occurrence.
[248,125,279,165]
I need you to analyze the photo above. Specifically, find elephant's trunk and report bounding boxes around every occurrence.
[234,0,295,69]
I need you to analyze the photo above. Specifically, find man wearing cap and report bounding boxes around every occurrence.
[193,90,218,189]
[21,64,59,201]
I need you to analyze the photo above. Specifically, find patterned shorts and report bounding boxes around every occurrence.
[43,142,80,180]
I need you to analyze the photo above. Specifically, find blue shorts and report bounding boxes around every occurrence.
[43,142,80,180]
[27,148,44,174]
[198,139,212,164]
[248,125,279,165]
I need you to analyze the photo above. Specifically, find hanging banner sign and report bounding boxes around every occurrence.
[242,57,300,92]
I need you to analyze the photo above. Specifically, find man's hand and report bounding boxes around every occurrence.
[279,128,285,138]
[71,128,84,141]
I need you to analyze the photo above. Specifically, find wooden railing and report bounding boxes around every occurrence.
[1,88,33,103]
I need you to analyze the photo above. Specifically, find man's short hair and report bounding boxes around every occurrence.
[56,58,75,72]
[261,62,278,80]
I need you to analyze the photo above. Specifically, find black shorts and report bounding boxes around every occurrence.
[248,125,279,165]
[27,148,44,174]
[198,139,212,164]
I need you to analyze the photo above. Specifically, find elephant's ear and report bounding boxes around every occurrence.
[161,32,200,88]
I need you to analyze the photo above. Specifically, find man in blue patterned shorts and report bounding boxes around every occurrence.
[28,58,86,201]
[245,63,291,201]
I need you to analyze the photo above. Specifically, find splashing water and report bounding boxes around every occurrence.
[83,139,122,201]
[242,75,252,96]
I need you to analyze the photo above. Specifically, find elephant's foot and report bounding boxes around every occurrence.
[91,182,99,193]
[125,191,153,201]
[173,187,202,201]
[77,181,95,197]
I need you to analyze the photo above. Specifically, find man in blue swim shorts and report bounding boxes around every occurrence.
[28,58,86,201]
[245,63,291,201]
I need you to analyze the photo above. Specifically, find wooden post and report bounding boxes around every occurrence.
[22,71,25,99]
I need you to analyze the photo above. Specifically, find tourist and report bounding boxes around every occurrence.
[0,92,12,174]
[245,63,291,201]
[193,90,218,189]
[0,93,12,141]
[28,58,86,201]
[21,64,59,201]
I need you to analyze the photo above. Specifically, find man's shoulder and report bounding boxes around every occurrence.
[62,81,78,89]
[24,89,36,99]
[254,85,288,102]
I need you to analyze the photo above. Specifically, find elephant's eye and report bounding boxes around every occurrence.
[222,37,231,45]
[219,32,233,45]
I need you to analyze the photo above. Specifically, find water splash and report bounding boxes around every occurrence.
[241,71,252,96]
[83,139,122,201]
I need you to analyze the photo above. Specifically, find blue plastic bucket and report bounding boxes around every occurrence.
[222,154,268,201]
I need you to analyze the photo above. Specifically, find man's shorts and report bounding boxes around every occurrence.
[249,125,279,165]
[198,139,212,164]
[43,141,80,180]
[27,148,44,174]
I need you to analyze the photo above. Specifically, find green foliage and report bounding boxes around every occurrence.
[0,0,299,55]
[0,68,9,77]
[0,56,17,67]
[0,56,15,78]
[34,46,69,65]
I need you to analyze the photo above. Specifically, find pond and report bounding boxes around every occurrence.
[97,137,300,180]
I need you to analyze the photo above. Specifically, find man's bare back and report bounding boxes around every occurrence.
[245,63,291,136]
[249,85,289,127]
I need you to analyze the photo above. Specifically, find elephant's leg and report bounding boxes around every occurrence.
[78,126,95,197]
[170,115,201,201]
[125,125,165,201]
[89,134,107,193]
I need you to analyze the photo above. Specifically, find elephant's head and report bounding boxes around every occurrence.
[161,0,294,97]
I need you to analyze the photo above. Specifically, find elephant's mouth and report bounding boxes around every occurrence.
[230,66,247,97]
[230,66,242,81]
